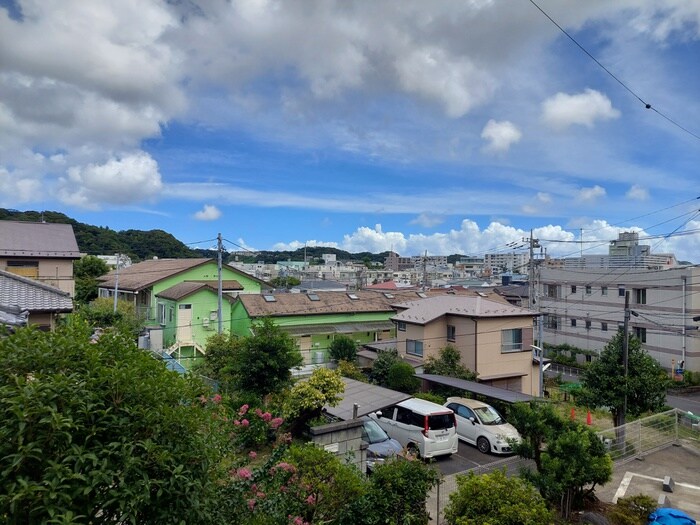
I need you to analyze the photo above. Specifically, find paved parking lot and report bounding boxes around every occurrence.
[430,439,510,475]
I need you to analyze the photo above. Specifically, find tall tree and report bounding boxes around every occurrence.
[73,255,110,304]
[578,330,669,430]
[229,318,304,397]
[509,401,612,520]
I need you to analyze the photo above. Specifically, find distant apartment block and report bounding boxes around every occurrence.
[484,252,529,274]
[538,265,700,372]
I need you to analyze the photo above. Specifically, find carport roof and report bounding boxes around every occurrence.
[416,374,534,403]
[325,377,412,421]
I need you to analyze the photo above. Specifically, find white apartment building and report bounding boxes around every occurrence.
[538,265,700,372]
[484,252,530,274]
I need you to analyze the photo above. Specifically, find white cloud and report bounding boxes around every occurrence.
[410,212,444,228]
[578,185,606,202]
[194,204,222,221]
[58,151,162,209]
[537,192,552,204]
[481,119,522,153]
[541,89,620,130]
[395,47,496,118]
[626,184,649,201]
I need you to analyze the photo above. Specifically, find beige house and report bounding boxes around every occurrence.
[391,295,540,396]
[0,221,80,296]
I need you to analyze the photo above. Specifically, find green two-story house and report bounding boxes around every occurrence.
[98,258,267,367]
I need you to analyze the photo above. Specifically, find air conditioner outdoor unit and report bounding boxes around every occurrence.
[202,318,211,330]
[312,351,325,364]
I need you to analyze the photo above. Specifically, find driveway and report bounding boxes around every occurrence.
[430,439,513,476]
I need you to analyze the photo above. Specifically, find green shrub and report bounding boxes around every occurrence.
[329,335,358,362]
[387,362,420,394]
[608,494,657,525]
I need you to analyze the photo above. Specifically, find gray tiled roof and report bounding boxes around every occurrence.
[391,295,535,324]
[0,270,74,312]
[0,221,80,258]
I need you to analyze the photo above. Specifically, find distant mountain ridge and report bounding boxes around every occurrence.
[0,209,467,264]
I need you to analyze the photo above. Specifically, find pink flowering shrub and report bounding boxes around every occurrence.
[230,404,284,450]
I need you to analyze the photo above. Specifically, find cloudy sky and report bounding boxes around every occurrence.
[2,0,700,261]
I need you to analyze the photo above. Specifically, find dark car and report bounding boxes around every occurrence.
[362,417,403,472]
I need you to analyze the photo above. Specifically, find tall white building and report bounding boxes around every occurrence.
[537,265,700,372]
[484,252,529,274]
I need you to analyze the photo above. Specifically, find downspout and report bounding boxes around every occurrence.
[474,318,478,377]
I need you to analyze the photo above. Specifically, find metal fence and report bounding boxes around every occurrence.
[428,408,700,524]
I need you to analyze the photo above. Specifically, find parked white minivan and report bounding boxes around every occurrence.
[444,397,521,454]
[369,398,458,459]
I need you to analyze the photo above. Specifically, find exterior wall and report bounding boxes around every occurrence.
[474,317,535,396]
[230,306,397,365]
[27,311,60,330]
[396,315,536,396]
[309,419,367,474]
[1,257,75,296]
[538,266,700,372]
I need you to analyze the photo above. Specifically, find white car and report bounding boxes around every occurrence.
[444,397,520,454]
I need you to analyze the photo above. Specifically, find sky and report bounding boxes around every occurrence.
[1,0,700,262]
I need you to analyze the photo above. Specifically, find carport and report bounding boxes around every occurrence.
[324,377,413,421]
[416,373,535,404]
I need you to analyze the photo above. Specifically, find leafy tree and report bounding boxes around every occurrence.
[356,456,440,525]
[336,359,368,382]
[423,345,476,380]
[229,318,304,397]
[73,255,110,304]
[0,322,221,524]
[578,330,669,430]
[268,276,301,289]
[71,297,144,337]
[283,368,345,435]
[387,361,420,394]
[370,348,401,386]
[329,334,358,362]
[509,401,612,519]
[195,331,242,389]
[444,469,552,525]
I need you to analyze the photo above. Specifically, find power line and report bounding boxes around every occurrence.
[528,0,700,142]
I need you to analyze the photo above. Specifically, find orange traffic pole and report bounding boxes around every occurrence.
[586,410,592,425]
[570,407,575,421]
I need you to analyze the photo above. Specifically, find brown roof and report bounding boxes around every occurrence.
[156,281,237,303]
[392,295,536,325]
[185,279,243,290]
[0,221,80,258]
[99,259,260,291]
[238,288,505,318]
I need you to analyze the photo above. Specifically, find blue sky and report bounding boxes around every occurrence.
[1,0,700,261]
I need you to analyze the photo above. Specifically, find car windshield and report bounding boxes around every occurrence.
[473,405,504,425]
[363,419,390,444]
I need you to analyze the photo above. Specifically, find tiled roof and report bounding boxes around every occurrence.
[98,258,259,291]
[391,295,535,325]
[156,281,237,303]
[0,221,80,258]
[238,288,503,318]
[0,270,73,312]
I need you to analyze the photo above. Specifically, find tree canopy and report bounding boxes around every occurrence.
[578,330,669,428]
[328,334,358,362]
[0,323,219,524]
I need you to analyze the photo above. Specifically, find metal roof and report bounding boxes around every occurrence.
[392,295,537,325]
[282,321,395,336]
[0,221,80,258]
[324,377,412,421]
[416,374,534,403]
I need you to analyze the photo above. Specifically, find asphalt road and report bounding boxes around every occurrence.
[430,439,512,475]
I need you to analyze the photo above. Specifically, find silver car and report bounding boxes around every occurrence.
[444,397,521,454]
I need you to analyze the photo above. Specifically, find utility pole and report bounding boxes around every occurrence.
[422,250,428,291]
[525,230,543,396]
[217,233,223,334]
[622,291,630,423]
[113,253,121,314]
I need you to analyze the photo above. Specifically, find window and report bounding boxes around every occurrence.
[601,286,608,296]
[585,320,591,330]
[447,325,456,341]
[383,292,395,299]
[347,293,359,300]
[618,286,625,297]
[571,285,577,294]
[397,321,406,332]
[169,307,174,323]
[545,284,559,299]
[585,285,592,295]
[601,322,608,332]
[571,319,577,327]
[544,314,559,330]
[586,354,592,363]
[501,328,523,353]
[307,293,320,301]
[158,303,166,325]
[634,327,647,343]
[263,294,277,302]
[406,339,423,357]
[634,288,647,305]
[416,292,428,298]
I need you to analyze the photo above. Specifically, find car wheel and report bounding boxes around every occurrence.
[477,437,491,454]
[407,443,421,459]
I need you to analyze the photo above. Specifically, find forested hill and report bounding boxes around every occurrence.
[0,209,199,261]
